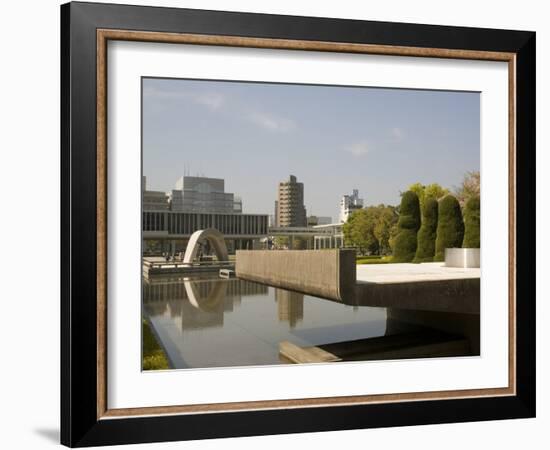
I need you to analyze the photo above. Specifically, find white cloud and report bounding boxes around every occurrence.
[247,111,295,132]
[143,85,184,100]
[391,127,405,140]
[347,141,370,157]
[143,86,225,111]
[194,92,225,111]
[144,83,294,132]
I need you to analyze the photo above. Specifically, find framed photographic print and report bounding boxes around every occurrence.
[60,1,536,447]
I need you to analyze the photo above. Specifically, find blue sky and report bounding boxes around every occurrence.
[143,78,479,220]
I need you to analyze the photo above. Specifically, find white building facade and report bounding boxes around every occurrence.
[171,176,242,214]
[142,176,169,211]
[339,189,364,223]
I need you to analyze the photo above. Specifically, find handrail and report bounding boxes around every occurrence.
[143,260,234,269]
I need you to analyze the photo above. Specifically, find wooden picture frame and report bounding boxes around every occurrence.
[61,1,535,447]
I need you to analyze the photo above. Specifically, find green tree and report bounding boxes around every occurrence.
[413,196,438,263]
[388,223,399,253]
[343,205,398,255]
[273,236,309,250]
[462,196,480,248]
[434,195,465,261]
[392,191,421,262]
[293,237,309,250]
[273,236,289,249]
[373,205,398,255]
[455,171,480,207]
[343,209,377,254]
[408,182,449,210]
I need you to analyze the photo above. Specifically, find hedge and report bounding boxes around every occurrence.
[462,195,480,248]
[434,194,464,261]
[392,191,421,262]
[413,196,438,263]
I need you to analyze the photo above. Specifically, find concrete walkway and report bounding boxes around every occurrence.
[356,262,480,285]
[235,251,480,315]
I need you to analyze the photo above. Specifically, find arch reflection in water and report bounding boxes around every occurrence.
[184,278,228,312]
[143,276,268,331]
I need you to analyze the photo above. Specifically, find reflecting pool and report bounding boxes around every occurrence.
[143,274,479,370]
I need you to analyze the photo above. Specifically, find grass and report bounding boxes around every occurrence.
[142,318,170,370]
[356,256,395,265]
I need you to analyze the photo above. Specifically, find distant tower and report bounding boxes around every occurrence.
[276,175,307,227]
[340,189,364,222]
[274,200,279,227]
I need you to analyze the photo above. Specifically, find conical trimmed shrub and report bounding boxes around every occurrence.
[462,196,480,248]
[434,195,464,261]
[413,196,438,263]
[392,191,421,262]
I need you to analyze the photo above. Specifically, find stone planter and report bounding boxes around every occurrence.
[444,248,480,268]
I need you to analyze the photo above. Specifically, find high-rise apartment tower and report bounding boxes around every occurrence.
[276,175,307,227]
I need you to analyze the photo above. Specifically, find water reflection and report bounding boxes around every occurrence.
[185,278,228,312]
[143,275,388,368]
[143,275,478,369]
[275,290,304,328]
[143,276,268,332]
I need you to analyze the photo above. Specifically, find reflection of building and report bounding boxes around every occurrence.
[340,189,363,223]
[143,277,268,302]
[275,289,304,327]
[179,300,225,330]
[142,176,169,211]
[142,277,269,331]
[276,175,307,227]
[171,176,242,214]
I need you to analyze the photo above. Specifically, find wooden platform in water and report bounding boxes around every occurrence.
[280,341,342,363]
[280,330,471,364]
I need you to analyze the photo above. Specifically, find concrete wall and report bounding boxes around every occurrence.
[355,278,480,314]
[235,250,356,301]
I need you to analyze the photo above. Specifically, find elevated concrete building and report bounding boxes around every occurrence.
[276,175,307,227]
[307,215,333,227]
[313,223,345,249]
[339,189,363,223]
[171,176,242,214]
[142,210,268,254]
